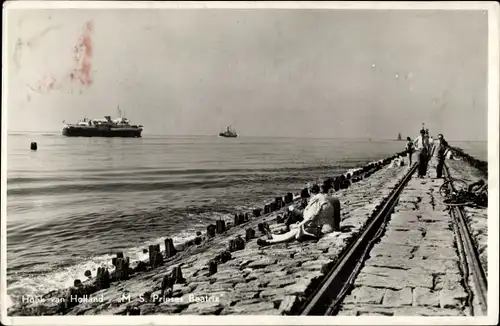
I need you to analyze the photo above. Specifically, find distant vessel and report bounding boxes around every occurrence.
[397,132,402,141]
[219,126,237,138]
[62,113,143,137]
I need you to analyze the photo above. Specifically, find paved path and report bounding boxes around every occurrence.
[338,175,470,316]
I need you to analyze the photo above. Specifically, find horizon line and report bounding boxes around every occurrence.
[5,130,488,143]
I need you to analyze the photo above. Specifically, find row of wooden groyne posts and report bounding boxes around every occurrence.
[16,146,486,316]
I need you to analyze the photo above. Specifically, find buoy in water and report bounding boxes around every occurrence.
[30,142,37,150]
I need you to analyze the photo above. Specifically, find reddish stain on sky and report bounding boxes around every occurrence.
[31,74,59,94]
[70,21,94,86]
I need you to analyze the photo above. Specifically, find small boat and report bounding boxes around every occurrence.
[219,126,237,138]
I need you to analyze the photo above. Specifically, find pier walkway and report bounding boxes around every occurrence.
[338,176,470,316]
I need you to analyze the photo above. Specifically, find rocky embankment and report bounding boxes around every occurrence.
[446,151,488,276]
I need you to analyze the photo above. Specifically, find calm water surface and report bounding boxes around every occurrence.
[6,133,487,302]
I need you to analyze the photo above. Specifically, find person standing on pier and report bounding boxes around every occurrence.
[434,133,449,178]
[413,128,430,177]
[405,137,415,166]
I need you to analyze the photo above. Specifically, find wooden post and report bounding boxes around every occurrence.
[161,274,175,297]
[96,267,110,290]
[157,251,164,267]
[245,228,255,241]
[216,220,226,234]
[30,142,37,150]
[208,260,217,275]
[172,265,185,284]
[164,238,176,258]
[234,236,245,251]
[115,257,130,280]
[134,261,147,273]
[238,213,245,225]
[228,239,236,252]
[207,224,216,237]
[257,223,266,234]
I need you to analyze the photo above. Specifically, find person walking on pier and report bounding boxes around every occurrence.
[405,136,415,166]
[434,133,449,178]
[413,128,430,178]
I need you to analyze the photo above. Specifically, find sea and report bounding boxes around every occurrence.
[5,132,487,304]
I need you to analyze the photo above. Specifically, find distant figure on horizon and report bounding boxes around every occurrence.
[413,128,430,178]
[406,136,415,166]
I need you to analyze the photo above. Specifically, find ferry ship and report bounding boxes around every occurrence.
[62,116,143,137]
[219,126,237,138]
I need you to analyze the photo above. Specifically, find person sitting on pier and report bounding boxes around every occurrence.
[257,184,340,246]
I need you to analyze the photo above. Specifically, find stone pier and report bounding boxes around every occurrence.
[8,155,487,317]
[338,174,471,316]
[20,163,409,316]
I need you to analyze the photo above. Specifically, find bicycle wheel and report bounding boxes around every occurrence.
[439,178,468,197]
[439,180,453,197]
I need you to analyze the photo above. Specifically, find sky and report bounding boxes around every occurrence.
[4,8,489,140]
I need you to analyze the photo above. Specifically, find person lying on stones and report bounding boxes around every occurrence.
[257,184,339,246]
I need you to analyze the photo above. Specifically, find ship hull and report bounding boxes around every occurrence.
[63,127,142,138]
[219,133,237,138]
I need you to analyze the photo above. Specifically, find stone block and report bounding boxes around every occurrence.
[348,286,385,304]
[393,306,464,316]
[413,246,459,261]
[382,288,413,307]
[365,256,414,270]
[246,258,277,269]
[369,243,414,258]
[181,302,224,315]
[413,287,440,307]
[356,269,432,290]
[279,295,301,315]
[434,273,463,291]
[439,289,468,309]
[338,304,394,316]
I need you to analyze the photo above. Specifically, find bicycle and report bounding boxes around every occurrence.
[440,178,488,208]
[439,178,469,198]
